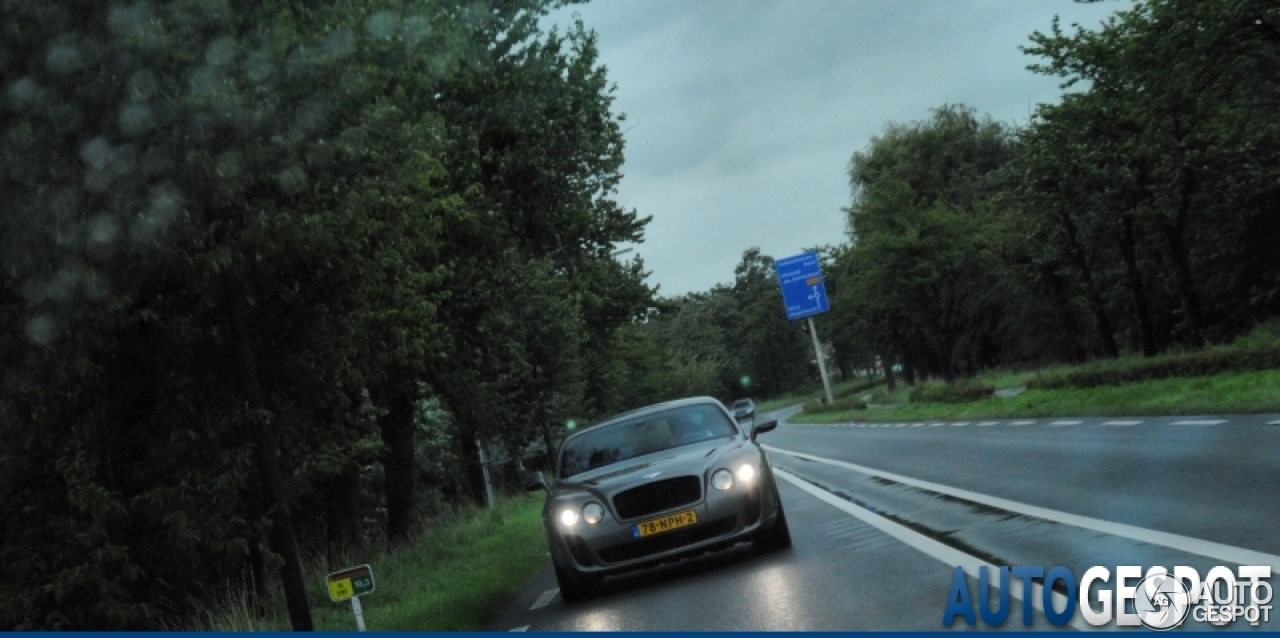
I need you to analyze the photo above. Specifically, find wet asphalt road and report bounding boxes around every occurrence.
[489,407,1280,631]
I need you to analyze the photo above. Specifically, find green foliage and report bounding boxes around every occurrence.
[0,0,653,628]
[801,397,868,414]
[793,368,1280,423]
[1028,346,1280,390]
[908,380,995,404]
[190,495,547,631]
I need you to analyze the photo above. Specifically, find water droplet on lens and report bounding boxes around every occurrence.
[25,315,57,345]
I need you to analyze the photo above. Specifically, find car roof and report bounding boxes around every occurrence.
[562,396,726,443]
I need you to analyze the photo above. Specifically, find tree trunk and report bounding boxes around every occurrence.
[325,466,363,566]
[227,275,313,631]
[1159,168,1206,346]
[458,433,489,506]
[1043,266,1088,362]
[1118,215,1159,357]
[1056,208,1120,358]
[883,356,896,392]
[380,393,417,546]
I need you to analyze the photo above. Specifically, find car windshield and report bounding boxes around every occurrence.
[732,400,750,409]
[559,404,739,478]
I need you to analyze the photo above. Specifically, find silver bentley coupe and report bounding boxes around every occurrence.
[525,396,791,603]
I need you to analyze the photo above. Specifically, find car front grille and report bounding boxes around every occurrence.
[612,476,702,520]
[597,516,737,564]
[564,534,594,567]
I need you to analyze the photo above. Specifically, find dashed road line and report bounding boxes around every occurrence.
[1100,420,1142,426]
[928,422,946,428]
[1169,419,1225,426]
[1007,420,1034,426]
[1048,420,1082,426]
[949,422,970,427]
[976,421,998,427]
[911,423,924,427]
[1268,420,1280,425]
[529,589,558,610]
[510,626,530,632]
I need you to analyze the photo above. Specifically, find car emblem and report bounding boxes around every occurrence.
[642,471,662,479]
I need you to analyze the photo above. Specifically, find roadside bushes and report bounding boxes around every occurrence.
[801,397,868,414]
[909,380,994,404]
[1028,346,1280,390]
[832,377,883,400]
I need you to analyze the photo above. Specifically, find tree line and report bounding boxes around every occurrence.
[1,0,660,629]
[819,0,1280,387]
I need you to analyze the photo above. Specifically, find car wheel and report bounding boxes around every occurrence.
[755,497,792,552]
[554,564,596,604]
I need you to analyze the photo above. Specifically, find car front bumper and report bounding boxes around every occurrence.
[546,478,782,578]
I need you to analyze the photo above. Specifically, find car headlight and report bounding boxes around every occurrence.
[712,468,734,491]
[559,508,579,527]
[736,463,756,484]
[582,502,604,525]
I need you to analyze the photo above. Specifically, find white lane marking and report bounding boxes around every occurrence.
[1169,419,1225,426]
[928,422,946,428]
[1048,420,1082,426]
[949,422,970,427]
[509,626,530,632]
[911,423,925,427]
[1268,420,1280,425]
[529,589,558,610]
[1007,420,1034,426]
[976,421,998,427]
[774,468,1092,631]
[1100,420,1142,426]
[766,446,1280,574]
[895,423,908,428]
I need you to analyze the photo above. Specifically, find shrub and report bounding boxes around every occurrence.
[909,380,994,404]
[1027,346,1280,389]
[801,397,868,414]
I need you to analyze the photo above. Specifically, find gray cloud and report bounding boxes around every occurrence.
[544,0,1130,296]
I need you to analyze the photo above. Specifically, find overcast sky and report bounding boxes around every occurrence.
[541,0,1130,297]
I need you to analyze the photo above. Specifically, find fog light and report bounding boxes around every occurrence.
[582,502,604,525]
[736,463,756,484]
[559,508,579,527]
[712,469,734,491]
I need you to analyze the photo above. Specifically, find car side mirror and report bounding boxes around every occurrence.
[750,418,778,441]
[523,471,549,492]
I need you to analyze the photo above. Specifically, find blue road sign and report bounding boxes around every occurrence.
[775,251,830,321]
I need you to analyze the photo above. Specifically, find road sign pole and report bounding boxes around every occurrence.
[350,595,366,632]
[808,317,834,405]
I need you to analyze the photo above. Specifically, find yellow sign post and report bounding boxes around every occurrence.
[326,564,375,631]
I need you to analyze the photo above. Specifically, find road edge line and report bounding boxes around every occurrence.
[773,468,1093,631]
[765,445,1280,574]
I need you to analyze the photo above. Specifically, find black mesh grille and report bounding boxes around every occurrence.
[564,535,594,567]
[612,476,702,520]
[597,516,737,564]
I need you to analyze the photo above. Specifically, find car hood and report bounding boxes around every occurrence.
[557,437,749,496]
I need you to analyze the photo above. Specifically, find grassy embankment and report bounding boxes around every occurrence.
[755,374,884,412]
[792,327,1280,424]
[193,494,547,631]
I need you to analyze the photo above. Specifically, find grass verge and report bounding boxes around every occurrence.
[193,494,548,631]
[790,368,1280,423]
[756,375,883,412]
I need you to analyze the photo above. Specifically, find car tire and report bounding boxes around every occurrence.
[755,497,792,553]
[554,564,596,604]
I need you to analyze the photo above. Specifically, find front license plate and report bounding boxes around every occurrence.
[631,509,698,538]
